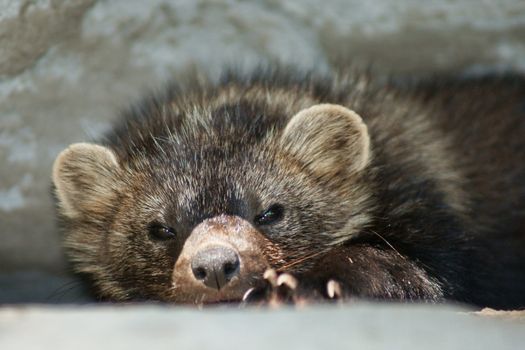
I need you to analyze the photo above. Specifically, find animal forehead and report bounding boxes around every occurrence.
[208,100,287,130]
[166,134,277,178]
[157,160,248,204]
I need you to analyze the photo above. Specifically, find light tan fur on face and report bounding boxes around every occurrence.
[280,104,370,182]
[171,215,277,303]
[52,142,121,219]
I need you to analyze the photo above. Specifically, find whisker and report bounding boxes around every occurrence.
[368,229,405,259]
[277,250,326,271]
[46,280,85,302]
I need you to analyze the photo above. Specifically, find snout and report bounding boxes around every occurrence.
[171,215,275,304]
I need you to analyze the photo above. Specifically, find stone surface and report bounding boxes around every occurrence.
[0,304,524,349]
[0,271,94,304]
[0,0,525,302]
[0,0,96,77]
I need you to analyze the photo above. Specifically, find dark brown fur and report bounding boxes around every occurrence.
[53,68,525,308]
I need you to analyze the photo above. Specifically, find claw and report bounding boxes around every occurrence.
[276,273,298,290]
[263,268,278,287]
[259,270,302,306]
[242,287,256,302]
[326,279,342,299]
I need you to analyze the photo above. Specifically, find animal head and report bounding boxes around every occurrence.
[52,102,373,303]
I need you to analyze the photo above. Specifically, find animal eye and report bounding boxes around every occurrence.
[148,222,177,240]
[254,204,284,226]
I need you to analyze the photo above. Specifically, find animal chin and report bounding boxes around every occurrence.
[197,296,244,305]
[171,285,248,305]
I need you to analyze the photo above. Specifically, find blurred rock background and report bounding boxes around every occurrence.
[0,0,524,303]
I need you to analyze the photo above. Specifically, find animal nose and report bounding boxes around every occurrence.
[191,246,241,290]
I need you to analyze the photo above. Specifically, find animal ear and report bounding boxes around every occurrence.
[52,143,121,219]
[280,104,370,181]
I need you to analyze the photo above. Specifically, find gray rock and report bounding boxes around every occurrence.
[0,271,94,304]
[1,0,524,302]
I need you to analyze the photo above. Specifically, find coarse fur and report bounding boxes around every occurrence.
[53,67,525,309]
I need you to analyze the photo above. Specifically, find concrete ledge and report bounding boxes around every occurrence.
[0,304,524,350]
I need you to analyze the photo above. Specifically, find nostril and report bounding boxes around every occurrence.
[223,259,240,280]
[193,267,207,281]
[223,262,235,275]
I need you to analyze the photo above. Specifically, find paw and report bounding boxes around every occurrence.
[241,269,303,307]
[265,269,304,307]
[241,269,344,307]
